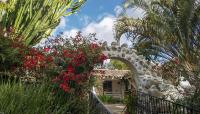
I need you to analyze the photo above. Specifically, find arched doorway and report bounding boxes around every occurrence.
[102,41,156,90]
[101,41,182,100]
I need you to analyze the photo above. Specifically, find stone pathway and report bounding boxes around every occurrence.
[105,104,125,114]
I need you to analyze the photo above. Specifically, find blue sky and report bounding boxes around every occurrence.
[67,0,123,29]
[53,0,144,44]
[55,0,123,31]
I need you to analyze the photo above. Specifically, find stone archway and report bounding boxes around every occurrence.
[102,41,182,100]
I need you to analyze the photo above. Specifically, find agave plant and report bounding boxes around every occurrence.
[0,0,85,46]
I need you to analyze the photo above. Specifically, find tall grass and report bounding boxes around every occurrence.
[0,80,89,114]
[0,81,53,114]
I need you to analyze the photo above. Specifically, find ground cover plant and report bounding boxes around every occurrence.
[98,95,124,104]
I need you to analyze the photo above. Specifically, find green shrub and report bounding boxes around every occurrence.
[0,81,51,114]
[98,95,123,104]
[124,92,137,114]
[0,33,24,72]
[175,89,200,111]
[0,80,89,114]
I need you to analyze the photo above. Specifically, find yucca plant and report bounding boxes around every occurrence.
[0,0,85,46]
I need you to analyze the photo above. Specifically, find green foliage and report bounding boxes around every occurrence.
[0,0,86,46]
[0,33,24,72]
[98,95,123,104]
[176,90,200,111]
[116,0,200,64]
[0,80,89,114]
[116,0,200,109]
[115,0,200,88]
[124,92,136,114]
[0,81,52,114]
[0,33,104,114]
[110,60,129,70]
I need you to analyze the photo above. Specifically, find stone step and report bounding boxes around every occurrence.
[105,104,125,114]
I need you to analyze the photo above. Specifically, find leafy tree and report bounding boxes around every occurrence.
[110,60,129,70]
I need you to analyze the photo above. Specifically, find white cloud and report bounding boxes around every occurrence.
[125,7,144,19]
[120,34,133,46]
[63,28,79,37]
[80,15,91,26]
[58,17,68,29]
[61,6,144,46]
[63,15,117,44]
[114,5,124,17]
[97,13,113,21]
[114,5,144,19]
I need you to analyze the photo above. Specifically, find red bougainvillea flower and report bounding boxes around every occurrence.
[53,50,58,56]
[67,64,75,73]
[44,47,51,52]
[72,51,87,66]
[63,72,70,82]
[63,50,73,58]
[36,54,45,61]
[46,36,110,94]
[70,75,77,81]
[22,47,54,70]
[99,53,108,61]
[60,83,70,92]
[90,43,99,49]
[46,56,54,62]
[23,56,37,69]
[30,48,39,55]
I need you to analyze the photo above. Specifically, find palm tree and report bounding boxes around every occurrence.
[115,0,200,85]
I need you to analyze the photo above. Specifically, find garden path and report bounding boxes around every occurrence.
[105,104,125,114]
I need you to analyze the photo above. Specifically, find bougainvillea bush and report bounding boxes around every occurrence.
[23,32,107,93]
[0,32,108,114]
[48,33,107,95]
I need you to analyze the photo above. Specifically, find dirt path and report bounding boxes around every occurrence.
[105,104,125,114]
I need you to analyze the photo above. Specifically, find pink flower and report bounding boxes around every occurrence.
[44,47,51,52]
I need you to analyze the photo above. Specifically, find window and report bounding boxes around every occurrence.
[103,81,112,92]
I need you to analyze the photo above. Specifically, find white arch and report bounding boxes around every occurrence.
[102,41,183,100]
